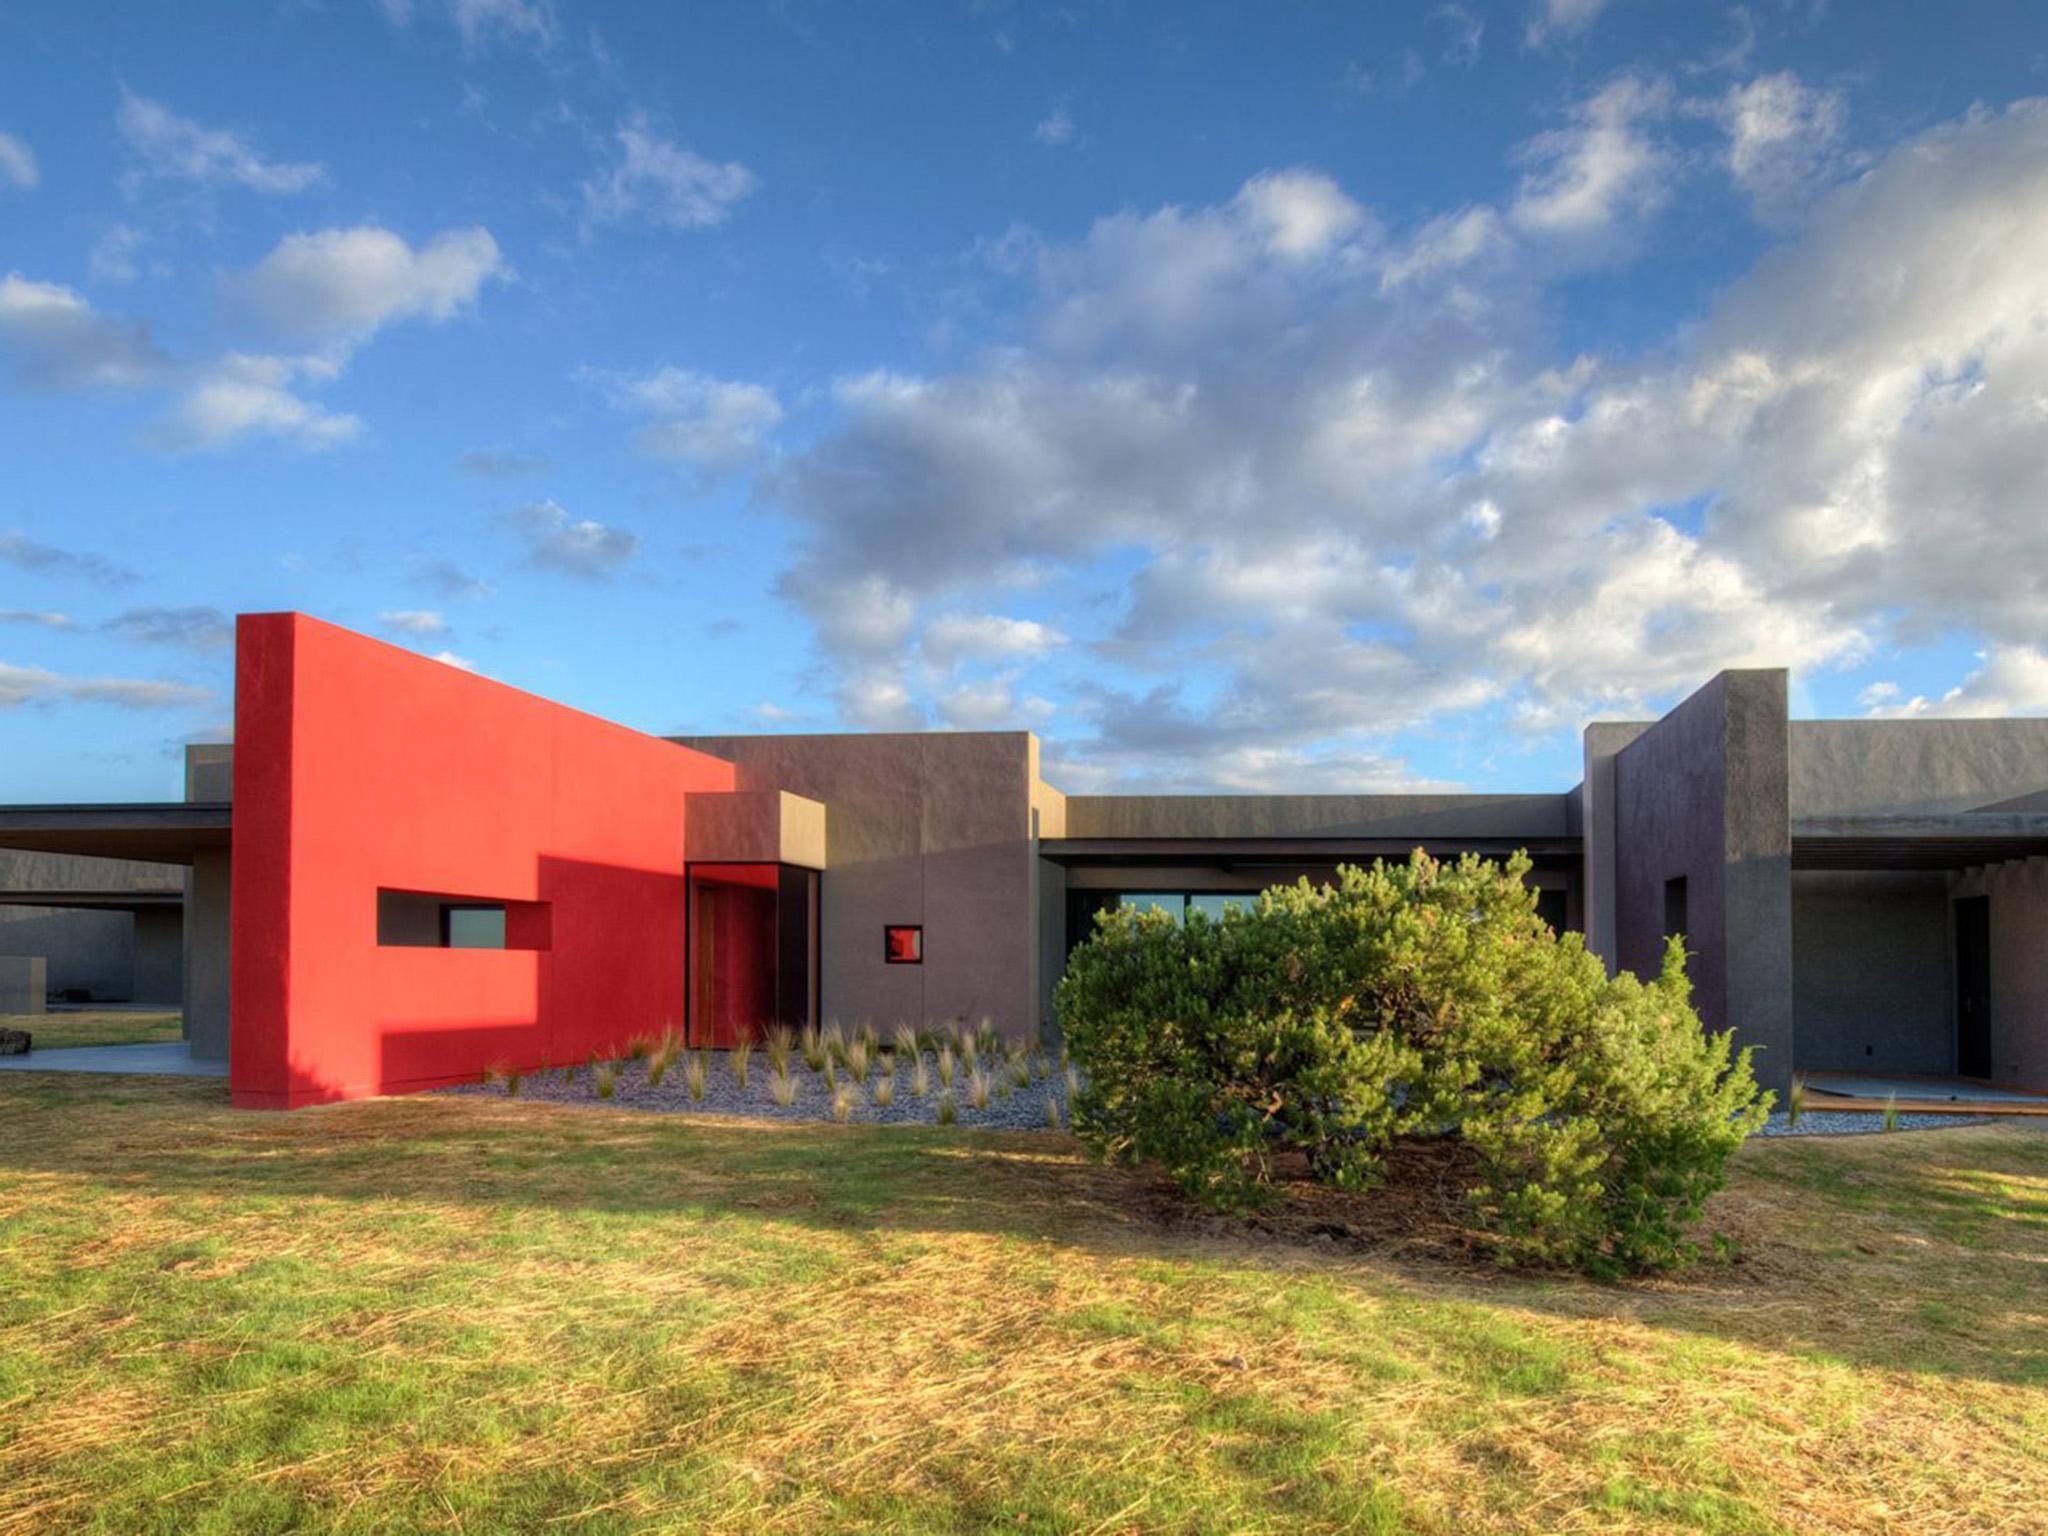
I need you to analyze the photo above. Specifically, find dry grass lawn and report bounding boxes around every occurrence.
[1,1072,2044,1534]
[0,1011,182,1051]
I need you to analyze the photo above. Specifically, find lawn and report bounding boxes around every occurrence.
[0,1011,182,1051]
[1,1075,2044,1534]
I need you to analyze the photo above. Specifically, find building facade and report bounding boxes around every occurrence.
[5,612,2048,1106]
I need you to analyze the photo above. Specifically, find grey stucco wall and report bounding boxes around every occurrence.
[1580,721,1651,967]
[0,850,187,1003]
[1951,856,2048,1090]
[1605,671,1795,1095]
[184,848,232,1059]
[1790,721,2048,815]
[131,906,184,1004]
[0,905,132,999]
[1791,871,1953,1074]
[672,733,1042,1037]
[0,956,46,1013]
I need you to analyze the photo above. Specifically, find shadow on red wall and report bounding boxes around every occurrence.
[230,613,737,1109]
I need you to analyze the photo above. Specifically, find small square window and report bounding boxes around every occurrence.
[884,924,923,964]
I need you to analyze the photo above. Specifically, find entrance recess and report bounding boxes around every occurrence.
[1955,895,1991,1079]
[686,863,817,1047]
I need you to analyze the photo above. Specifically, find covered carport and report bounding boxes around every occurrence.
[1790,812,2048,1089]
[0,803,232,1060]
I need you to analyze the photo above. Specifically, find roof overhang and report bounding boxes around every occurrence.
[0,803,232,866]
[1039,836,1582,868]
[683,789,828,871]
[1792,813,2048,870]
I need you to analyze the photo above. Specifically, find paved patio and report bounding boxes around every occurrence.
[0,1041,228,1077]
[1805,1072,2048,1114]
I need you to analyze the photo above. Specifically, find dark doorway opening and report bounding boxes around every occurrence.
[1955,895,1991,1079]
[1663,876,1689,942]
[686,863,817,1048]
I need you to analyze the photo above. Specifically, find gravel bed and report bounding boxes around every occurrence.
[1753,1109,1991,1137]
[436,1050,1074,1132]
[438,1057,2000,1138]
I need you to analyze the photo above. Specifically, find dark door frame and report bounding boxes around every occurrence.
[1955,895,1992,1080]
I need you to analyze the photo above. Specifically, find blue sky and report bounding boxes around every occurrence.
[5,0,2048,802]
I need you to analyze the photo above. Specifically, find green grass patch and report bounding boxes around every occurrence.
[2,1009,182,1050]
[1,1073,2044,1532]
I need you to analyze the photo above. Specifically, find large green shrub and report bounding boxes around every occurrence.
[1056,852,1770,1273]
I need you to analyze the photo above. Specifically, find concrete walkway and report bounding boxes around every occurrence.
[0,1041,228,1077]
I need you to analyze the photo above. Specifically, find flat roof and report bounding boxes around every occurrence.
[1041,835,1582,867]
[0,803,233,866]
[1791,813,2048,870]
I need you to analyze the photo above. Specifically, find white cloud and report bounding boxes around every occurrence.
[502,498,639,579]
[105,606,235,650]
[380,608,450,638]
[380,0,557,51]
[758,98,2048,788]
[920,613,1067,668]
[1234,170,1367,259]
[116,90,325,194]
[411,557,495,598]
[1432,5,1484,67]
[0,274,165,391]
[0,131,36,191]
[582,115,757,232]
[0,530,136,587]
[157,352,361,453]
[1033,105,1076,146]
[11,230,494,452]
[1526,0,1612,48]
[1510,75,1672,241]
[89,225,155,284]
[0,609,74,629]
[580,365,781,472]
[0,661,210,711]
[429,650,479,672]
[228,225,509,347]
[1862,647,2048,718]
[1717,71,1847,220]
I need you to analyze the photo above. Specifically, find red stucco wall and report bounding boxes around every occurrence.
[229,612,737,1107]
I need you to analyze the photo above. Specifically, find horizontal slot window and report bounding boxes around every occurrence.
[377,889,550,951]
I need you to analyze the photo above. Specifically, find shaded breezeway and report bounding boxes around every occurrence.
[0,1042,228,1077]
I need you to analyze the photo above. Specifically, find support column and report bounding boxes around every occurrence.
[183,848,231,1060]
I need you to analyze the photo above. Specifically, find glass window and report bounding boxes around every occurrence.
[1186,894,1250,923]
[1119,893,1186,923]
[443,905,507,949]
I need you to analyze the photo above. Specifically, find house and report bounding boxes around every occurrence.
[4,611,2047,1107]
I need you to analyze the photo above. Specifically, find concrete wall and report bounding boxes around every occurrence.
[683,789,828,870]
[185,848,232,1059]
[1062,793,1571,840]
[0,848,186,1002]
[0,904,131,999]
[1790,721,2048,815]
[1791,871,1953,1074]
[1951,856,2048,1090]
[1599,671,1795,1094]
[673,732,1043,1036]
[131,905,184,1004]
[0,955,46,1014]
[1580,722,1651,967]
